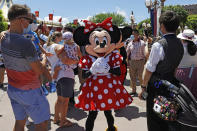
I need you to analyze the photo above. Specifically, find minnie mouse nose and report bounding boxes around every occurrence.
[100,42,106,48]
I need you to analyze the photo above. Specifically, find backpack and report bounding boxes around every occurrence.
[153,79,197,127]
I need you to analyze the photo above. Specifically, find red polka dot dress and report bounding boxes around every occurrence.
[75,52,133,111]
[119,64,127,84]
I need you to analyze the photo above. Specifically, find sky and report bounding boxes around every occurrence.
[13,0,197,25]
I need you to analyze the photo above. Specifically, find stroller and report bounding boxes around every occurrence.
[152,79,197,128]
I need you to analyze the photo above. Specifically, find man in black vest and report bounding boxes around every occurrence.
[139,11,184,131]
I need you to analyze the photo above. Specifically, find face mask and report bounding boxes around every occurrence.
[59,40,64,45]
[130,35,134,40]
[31,23,38,32]
[23,24,32,34]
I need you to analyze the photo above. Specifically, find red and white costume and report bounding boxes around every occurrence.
[75,52,133,111]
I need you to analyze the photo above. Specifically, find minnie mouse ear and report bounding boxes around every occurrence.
[109,25,121,43]
[120,26,133,42]
[73,26,89,46]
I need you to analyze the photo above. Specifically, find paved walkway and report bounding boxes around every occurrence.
[0,72,147,131]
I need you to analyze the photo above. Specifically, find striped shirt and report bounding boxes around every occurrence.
[126,40,146,60]
[0,33,40,90]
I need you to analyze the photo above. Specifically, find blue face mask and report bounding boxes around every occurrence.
[23,24,32,34]
[59,40,64,45]
[130,35,135,40]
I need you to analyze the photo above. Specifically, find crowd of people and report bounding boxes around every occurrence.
[0,3,197,131]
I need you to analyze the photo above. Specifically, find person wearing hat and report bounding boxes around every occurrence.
[63,31,82,105]
[139,11,184,131]
[176,29,197,100]
[194,29,197,45]
[51,31,81,127]
[0,4,50,131]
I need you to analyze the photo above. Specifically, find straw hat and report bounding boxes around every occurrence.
[177,29,197,42]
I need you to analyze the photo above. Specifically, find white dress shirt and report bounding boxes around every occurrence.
[145,42,165,72]
[145,34,178,72]
[178,43,197,68]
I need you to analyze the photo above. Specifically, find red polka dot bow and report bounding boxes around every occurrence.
[83,17,113,34]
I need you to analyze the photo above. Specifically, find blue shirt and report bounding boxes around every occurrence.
[23,31,40,52]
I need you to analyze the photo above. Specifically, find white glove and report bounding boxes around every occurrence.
[97,58,110,74]
[90,64,97,75]
[90,57,110,74]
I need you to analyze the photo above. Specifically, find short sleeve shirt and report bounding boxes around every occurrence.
[24,31,40,52]
[0,33,40,90]
[145,42,165,72]
[54,59,75,81]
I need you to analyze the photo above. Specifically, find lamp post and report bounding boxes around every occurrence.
[160,0,166,9]
[145,0,166,37]
[130,11,135,29]
[145,0,152,12]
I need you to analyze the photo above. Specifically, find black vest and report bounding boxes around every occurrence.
[153,34,184,82]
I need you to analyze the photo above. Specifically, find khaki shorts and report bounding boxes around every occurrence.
[128,59,145,83]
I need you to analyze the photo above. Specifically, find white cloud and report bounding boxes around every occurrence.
[115,7,127,18]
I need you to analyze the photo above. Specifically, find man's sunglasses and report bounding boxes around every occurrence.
[20,17,33,24]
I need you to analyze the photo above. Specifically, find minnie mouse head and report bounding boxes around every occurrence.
[73,17,132,57]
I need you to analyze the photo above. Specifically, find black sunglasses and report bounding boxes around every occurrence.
[21,17,33,24]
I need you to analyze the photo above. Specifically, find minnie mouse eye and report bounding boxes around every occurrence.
[95,37,100,45]
[103,37,108,44]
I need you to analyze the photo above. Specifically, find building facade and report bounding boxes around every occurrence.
[0,0,13,20]
[182,4,197,15]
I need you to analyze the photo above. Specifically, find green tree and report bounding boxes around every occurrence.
[0,10,8,32]
[186,15,197,30]
[163,5,189,29]
[90,12,127,26]
[65,22,80,29]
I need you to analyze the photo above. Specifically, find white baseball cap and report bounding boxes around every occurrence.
[62,31,73,41]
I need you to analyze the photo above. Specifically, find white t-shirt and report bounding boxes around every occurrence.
[178,43,197,68]
[43,43,59,72]
[54,59,75,81]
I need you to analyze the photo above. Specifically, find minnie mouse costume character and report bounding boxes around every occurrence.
[74,17,133,131]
